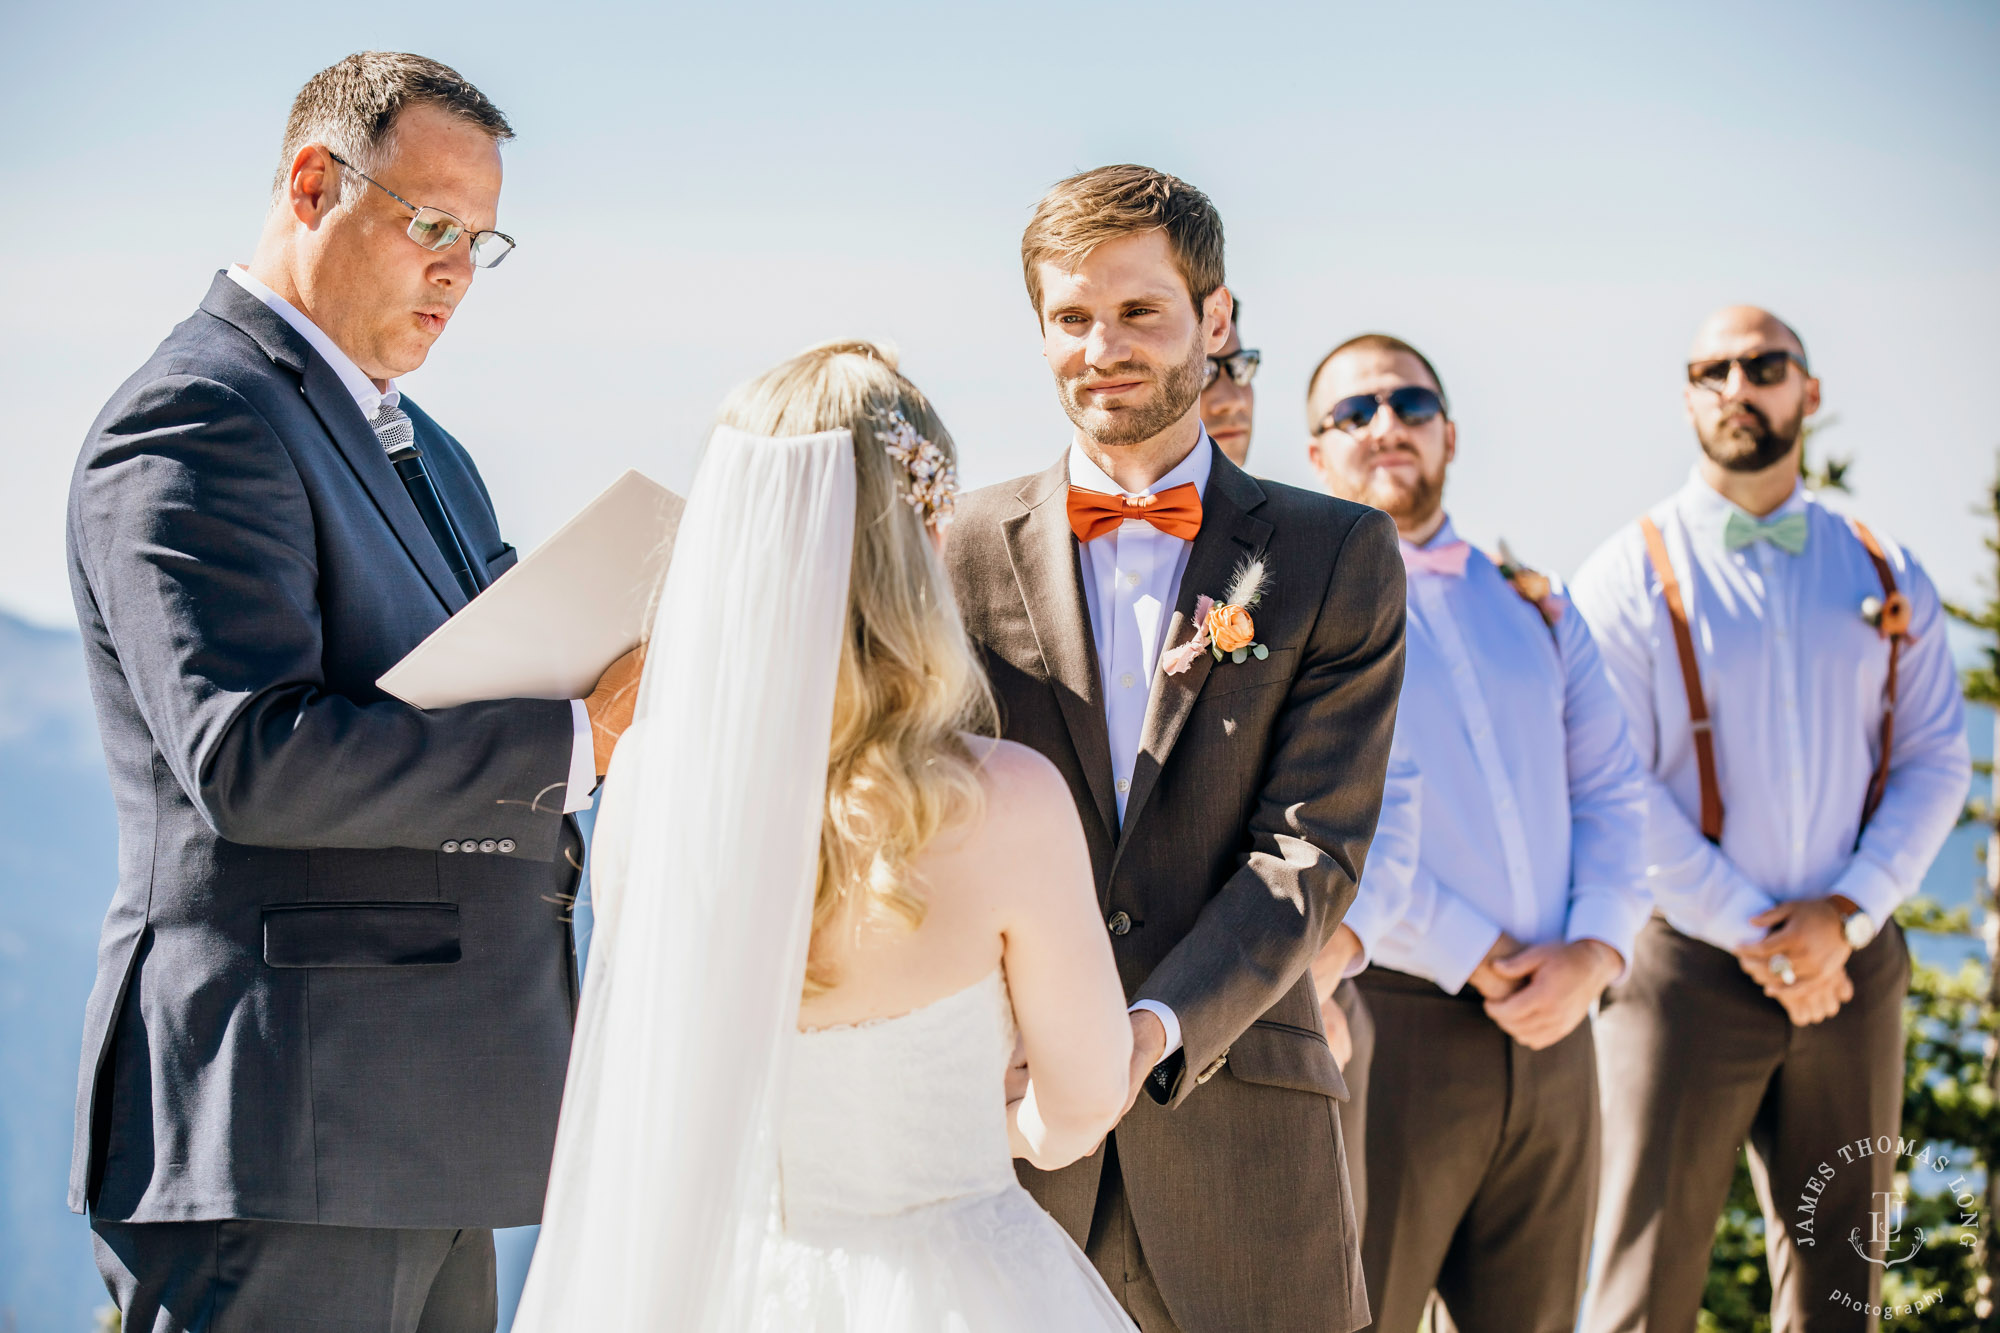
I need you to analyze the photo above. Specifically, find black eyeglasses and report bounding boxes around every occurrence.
[327,152,516,269]
[1315,384,1447,436]
[1686,350,1807,391]
[1203,348,1261,390]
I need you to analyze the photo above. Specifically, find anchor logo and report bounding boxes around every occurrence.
[1850,1190,1924,1267]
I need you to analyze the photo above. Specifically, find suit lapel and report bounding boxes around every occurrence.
[1001,456,1118,842]
[200,274,469,616]
[1115,452,1273,855]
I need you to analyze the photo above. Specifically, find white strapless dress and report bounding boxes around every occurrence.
[754,969,1137,1332]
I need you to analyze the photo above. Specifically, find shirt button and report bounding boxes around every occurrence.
[441,841,459,853]
[1116,777,1131,794]
[1120,672,1136,689]
[497,839,516,854]
[1108,911,1132,936]
[479,839,498,853]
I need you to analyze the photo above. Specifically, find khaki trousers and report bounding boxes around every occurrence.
[1583,918,1909,1333]
[1355,965,1600,1333]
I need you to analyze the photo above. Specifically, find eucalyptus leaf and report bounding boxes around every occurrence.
[1232,647,1248,664]
[1253,643,1269,660]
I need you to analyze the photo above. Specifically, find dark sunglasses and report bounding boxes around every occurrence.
[327,151,517,269]
[1686,350,1807,391]
[1202,349,1261,390]
[1316,385,1446,436]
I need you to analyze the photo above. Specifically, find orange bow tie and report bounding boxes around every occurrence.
[1066,482,1203,544]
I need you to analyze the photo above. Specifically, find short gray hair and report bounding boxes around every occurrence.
[274,52,513,204]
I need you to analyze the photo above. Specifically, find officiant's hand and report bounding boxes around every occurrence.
[586,644,647,778]
[1483,939,1621,1050]
[1119,1009,1168,1120]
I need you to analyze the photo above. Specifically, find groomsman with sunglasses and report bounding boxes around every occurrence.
[1197,299,1259,467]
[1571,307,1969,1331]
[1306,334,1651,1333]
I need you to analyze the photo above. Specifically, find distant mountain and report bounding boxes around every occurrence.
[0,611,117,1330]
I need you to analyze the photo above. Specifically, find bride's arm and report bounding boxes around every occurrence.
[988,743,1133,1170]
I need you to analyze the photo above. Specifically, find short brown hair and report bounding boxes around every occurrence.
[1307,333,1450,418]
[275,52,513,201]
[1020,164,1225,318]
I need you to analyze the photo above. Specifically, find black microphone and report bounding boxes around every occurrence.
[375,410,482,603]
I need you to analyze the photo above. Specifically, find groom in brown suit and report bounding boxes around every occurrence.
[946,164,1406,1333]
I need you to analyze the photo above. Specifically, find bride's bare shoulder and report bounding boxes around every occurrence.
[961,735,1069,810]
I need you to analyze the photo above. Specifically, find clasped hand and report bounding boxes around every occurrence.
[1471,934,1622,1051]
[1733,898,1853,1026]
[1005,1010,1164,1163]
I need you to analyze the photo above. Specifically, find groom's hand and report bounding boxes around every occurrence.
[1120,1009,1168,1120]
[586,643,648,778]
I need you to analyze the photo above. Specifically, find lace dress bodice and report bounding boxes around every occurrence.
[781,969,1018,1233]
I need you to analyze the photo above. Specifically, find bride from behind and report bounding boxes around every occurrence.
[514,342,1137,1331]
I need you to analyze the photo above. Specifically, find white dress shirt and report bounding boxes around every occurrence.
[227,266,597,814]
[1067,433,1216,1057]
[1349,519,1652,993]
[1569,469,1971,952]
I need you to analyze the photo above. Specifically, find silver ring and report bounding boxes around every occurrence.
[1770,952,1797,987]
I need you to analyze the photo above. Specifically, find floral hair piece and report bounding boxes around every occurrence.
[877,407,957,530]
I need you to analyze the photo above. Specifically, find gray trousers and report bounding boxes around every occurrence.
[1333,978,1376,1235]
[1356,965,1601,1333]
[1583,918,1909,1333]
[91,1217,497,1333]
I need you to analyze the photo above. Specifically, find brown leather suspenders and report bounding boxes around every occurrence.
[1636,514,1905,845]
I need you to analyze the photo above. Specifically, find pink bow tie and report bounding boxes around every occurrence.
[1400,540,1470,577]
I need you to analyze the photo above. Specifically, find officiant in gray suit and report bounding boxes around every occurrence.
[66,52,641,1331]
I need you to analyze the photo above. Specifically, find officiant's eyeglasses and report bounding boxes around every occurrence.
[327,152,517,269]
[1203,349,1261,390]
[1315,385,1446,436]
[1686,350,1808,391]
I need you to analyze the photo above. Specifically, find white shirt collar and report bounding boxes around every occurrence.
[1679,463,1809,536]
[1065,428,1215,501]
[227,265,400,420]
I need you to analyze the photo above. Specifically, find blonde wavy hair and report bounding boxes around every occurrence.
[716,340,997,995]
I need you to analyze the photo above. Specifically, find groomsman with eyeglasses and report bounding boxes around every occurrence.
[1306,333,1652,1332]
[1570,306,1970,1331]
[1197,298,1258,468]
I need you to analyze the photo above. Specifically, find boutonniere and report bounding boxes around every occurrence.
[1495,538,1564,629]
[1860,591,1913,640]
[1162,558,1270,675]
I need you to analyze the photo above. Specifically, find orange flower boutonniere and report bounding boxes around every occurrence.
[1163,557,1272,675]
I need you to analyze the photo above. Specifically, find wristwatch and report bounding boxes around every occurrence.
[1840,906,1877,950]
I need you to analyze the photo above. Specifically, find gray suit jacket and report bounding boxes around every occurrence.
[946,446,1405,1333]
[66,273,582,1228]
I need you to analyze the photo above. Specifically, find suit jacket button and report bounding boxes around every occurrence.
[479,839,499,853]
[1107,911,1131,936]
[441,841,459,853]
[498,839,516,854]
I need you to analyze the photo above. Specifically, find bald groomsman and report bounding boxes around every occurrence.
[1571,307,1970,1331]
[1307,334,1651,1333]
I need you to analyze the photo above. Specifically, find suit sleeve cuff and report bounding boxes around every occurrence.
[1565,891,1651,985]
[1129,999,1182,1059]
[1829,855,1905,929]
[563,699,597,814]
[1427,892,1505,996]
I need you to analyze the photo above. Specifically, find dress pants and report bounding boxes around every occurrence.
[1356,965,1600,1333]
[91,1217,497,1333]
[1584,918,1909,1333]
[1086,1134,1185,1333]
[1333,978,1376,1235]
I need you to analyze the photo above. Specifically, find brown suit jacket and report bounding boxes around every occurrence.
[946,443,1405,1333]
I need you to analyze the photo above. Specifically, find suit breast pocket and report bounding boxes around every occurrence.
[1196,646,1300,701]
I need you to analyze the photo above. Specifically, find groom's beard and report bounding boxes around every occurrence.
[1057,335,1207,449]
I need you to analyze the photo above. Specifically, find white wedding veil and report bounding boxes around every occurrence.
[513,425,856,1330]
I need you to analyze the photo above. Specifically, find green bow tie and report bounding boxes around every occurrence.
[1724,510,1808,555]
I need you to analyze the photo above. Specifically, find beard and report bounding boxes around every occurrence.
[1347,447,1446,528]
[1055,334,1206,448]
[1698,399,1803,473]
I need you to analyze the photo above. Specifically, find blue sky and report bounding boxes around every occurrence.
[3,0,1997,627]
